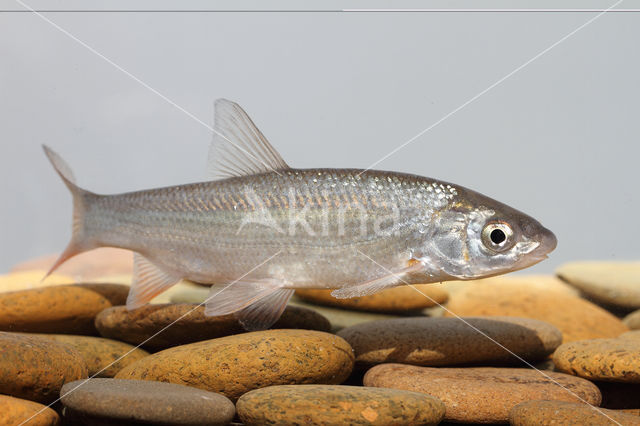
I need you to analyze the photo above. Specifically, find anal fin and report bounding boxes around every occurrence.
[204,278,293,330]
[126,253,181,310]
[331,260,425,299]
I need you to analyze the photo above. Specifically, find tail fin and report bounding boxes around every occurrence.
[43,145,95,278]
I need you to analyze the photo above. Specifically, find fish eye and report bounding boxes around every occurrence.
[481,222,514,252]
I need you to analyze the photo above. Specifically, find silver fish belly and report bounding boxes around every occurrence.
[44,99,557,330]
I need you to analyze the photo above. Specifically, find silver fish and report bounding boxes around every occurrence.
[44,99,556,330]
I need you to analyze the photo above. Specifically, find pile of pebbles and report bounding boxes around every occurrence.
[0,251,639,425]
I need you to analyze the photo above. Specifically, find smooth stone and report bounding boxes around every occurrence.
[363,364,601,424]
[236,384,445,426]
[290,297,406,332]
[510,400,640,426]
[22,334,150,378]
[444,278,629,342]
[337,316,562,366]
[60,378,234,425]
[0,285,119,335]
[553,338,640,383]
[624,310,640,329]
[0,271,74,293]
[11,248,133,280]
[0,394,60,426]
[115,329,354,401]
[295,284,449,313]
[0,332,88,403]
[96,303,331,351]
[556,261,640,310]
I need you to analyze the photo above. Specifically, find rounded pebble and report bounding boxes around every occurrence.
[363,364,602,424]
[624,309,640,329]
[22,334,150,377]
[553,338,640,383]
[510,400,640,426]
[0,394,60,426]
[60,378,234,425]
[115,329,354,401]
[96,303,330,351]
[444,278,629,342]
[0,332,88,403]
[556,261,640,310]
[337,316,562,366]
[295,284,449,313]
[0,285,117,335]
[0,271,74,293]
[237,384,445,426]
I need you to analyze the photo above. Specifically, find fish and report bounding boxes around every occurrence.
[44,99,557,330]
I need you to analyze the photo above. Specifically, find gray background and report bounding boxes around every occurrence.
[1,0,638,274]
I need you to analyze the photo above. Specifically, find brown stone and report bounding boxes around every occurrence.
[363,364,601,424]
[115,329,354,401]
[295,284,448,313]
[510,400,640,426]
[624,309,640,330]
[0,332,88,403]
[60,378,234,425]
[22,334,149,378]
[10,248,133,280]
[557,261,640,310]
[237,384,445,426]
[0,271,74,293]
[74,283,129,306]
[0,394,60,426]
[0,285,118,335]
[444,279,629,342]
[337,316,562,367]
[553,338,640,383]
[95,303,330,351]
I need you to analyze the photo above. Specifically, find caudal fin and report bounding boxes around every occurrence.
[43,145,95,278]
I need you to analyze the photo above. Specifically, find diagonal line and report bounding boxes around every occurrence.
[355,249,622,426]
[357,0,624,176]
[18,250,282,426]
[13,0,282,176]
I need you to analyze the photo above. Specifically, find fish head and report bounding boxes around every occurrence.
[422,190,557,280]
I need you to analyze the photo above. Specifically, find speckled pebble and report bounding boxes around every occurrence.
[0,394,60,426]
[22,334,150,377]
[444,278,629,342]
[0,285,117,335]
[553,338,640,383]
[115,329,354,401]
[60,378,234,425]
[337,316,562,366]
[556,261,640,310]
[624,310,640,330]
[237,385,445,426]
[0,332,88,403]
[510,400,640,426]
[364,364,602,424]
[296,284,449,313]
[96,303,330,351]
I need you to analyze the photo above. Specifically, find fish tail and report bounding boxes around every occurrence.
[42,145,97,279]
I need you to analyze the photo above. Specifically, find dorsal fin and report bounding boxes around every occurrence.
[207,99,290,179]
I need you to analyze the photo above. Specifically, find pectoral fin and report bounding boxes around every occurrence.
[126,253,181,310]
[331,260,425,299]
